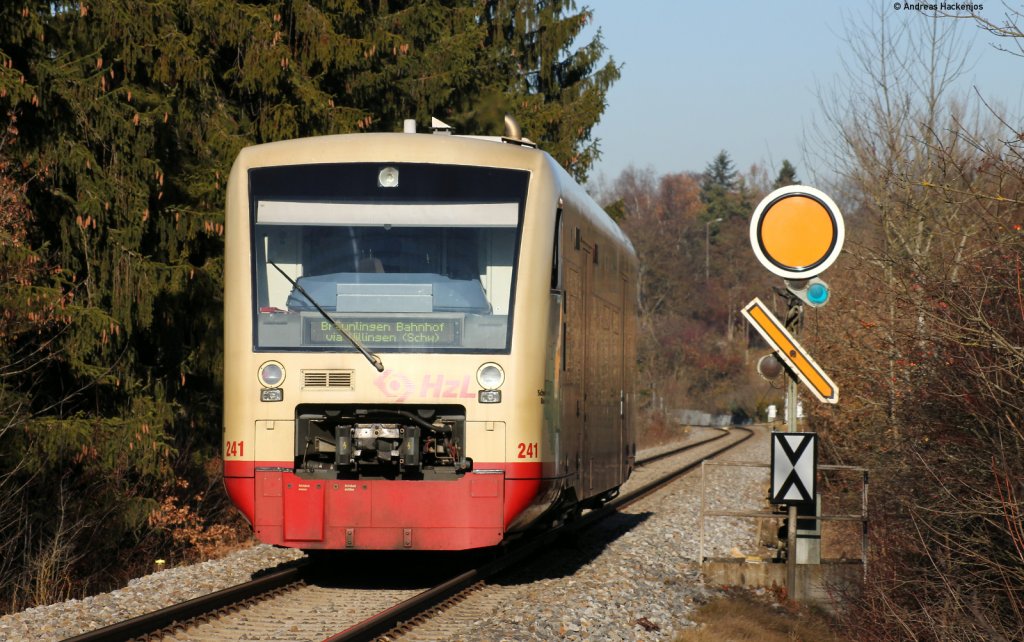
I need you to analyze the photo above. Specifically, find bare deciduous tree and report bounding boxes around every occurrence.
[809,8,1024,640]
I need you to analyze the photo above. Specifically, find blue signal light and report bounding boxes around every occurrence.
[807,282,829,306]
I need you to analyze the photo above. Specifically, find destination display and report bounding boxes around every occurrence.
[304,315,462,347]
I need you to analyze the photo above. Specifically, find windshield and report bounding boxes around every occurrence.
[249,163,527,353]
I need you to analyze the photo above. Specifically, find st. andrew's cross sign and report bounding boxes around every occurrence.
[770,431,818,504]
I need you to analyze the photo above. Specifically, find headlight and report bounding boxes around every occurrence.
[258,361,285,387]
[476,362,505,390]
[378,166,399,188]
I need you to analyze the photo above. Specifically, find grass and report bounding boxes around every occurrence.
[675,588,853,642]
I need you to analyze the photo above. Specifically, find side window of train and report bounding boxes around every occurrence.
[551,206,563,290]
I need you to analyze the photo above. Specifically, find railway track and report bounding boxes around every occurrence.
[67,426,751,642]
[358,426,753,642]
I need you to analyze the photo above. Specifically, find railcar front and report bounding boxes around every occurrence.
[222,132,560,550]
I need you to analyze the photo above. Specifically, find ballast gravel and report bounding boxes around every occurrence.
[0,546,305,641]
[0,425,774,642]
[439,426,773,641]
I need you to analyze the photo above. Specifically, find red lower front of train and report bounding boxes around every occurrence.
[224,461,542,550]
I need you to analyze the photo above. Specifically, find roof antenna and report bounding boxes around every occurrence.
[501,114,536,147]
[430,117,453,135]
[503,114,522,140]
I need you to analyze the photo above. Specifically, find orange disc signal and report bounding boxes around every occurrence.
[750,185,844,279]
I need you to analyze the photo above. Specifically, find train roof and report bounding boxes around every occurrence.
[231,126,635,259]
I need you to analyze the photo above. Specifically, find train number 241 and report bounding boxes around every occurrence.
[225,440,245,457]
[517,442,538,459]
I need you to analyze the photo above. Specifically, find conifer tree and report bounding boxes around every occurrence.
[772,159,799,188]
[0,0,492,597]
[700,150,747,221]
[696,150,761,344]
[477,0,620,181]
[0,0,621,603]
[700,150,737,202]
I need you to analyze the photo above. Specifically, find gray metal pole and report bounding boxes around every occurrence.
[786,373,798,600]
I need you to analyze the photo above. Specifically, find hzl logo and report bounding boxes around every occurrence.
[373,369,476,402]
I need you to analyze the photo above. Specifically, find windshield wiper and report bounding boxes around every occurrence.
[269,261,384,373]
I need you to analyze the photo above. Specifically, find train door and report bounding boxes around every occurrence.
[621,269,638,478]
[617,274,628,483]
[588,260,622,494]
[561,226,586,499]
[581,242,596,493]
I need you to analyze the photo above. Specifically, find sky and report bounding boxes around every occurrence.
[582,1,1024,183]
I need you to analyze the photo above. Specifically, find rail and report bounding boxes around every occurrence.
[338,426,754,642]
[64,427,749,642]
[62,561,308,642]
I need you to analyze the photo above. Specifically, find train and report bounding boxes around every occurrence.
[222,116,638,550]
